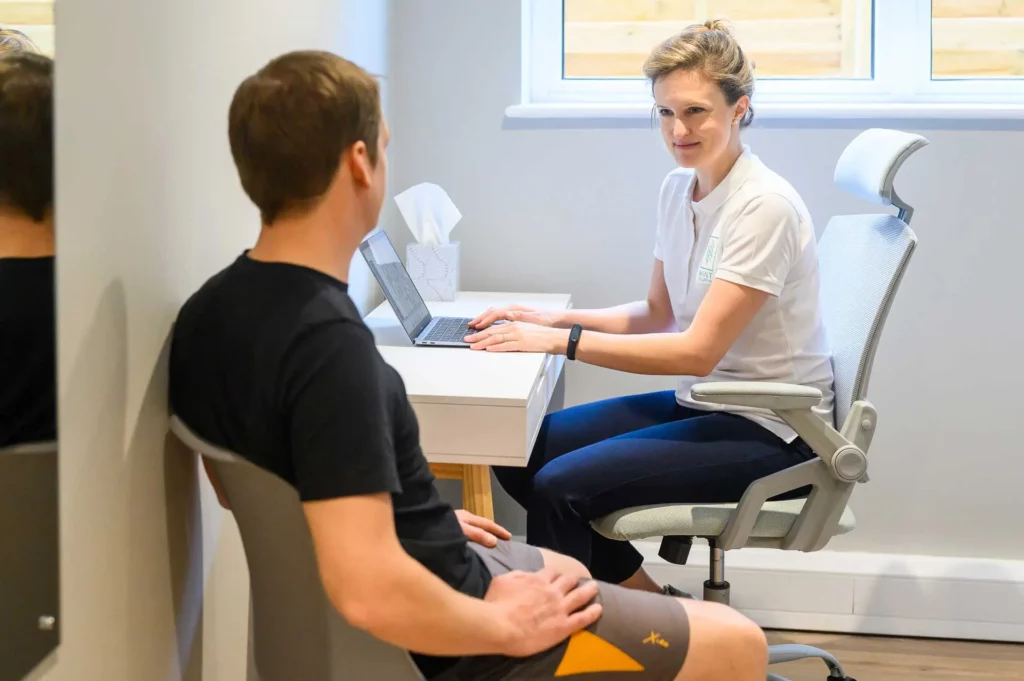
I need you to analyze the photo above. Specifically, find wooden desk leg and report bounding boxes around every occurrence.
[462,465,494,521]
[429,463,495,521]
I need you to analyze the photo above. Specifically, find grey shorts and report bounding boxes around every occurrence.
[437,540,691,681]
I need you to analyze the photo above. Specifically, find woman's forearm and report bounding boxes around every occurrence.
[555,300,675,335]
[569,329,712,377]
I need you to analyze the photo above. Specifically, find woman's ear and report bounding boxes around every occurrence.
[733,95,751,126]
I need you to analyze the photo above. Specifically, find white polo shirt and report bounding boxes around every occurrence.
[654,146,834,442]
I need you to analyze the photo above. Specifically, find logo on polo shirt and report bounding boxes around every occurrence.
[697,234,721,284]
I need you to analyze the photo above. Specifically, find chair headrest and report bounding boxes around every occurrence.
[834,128,929,217]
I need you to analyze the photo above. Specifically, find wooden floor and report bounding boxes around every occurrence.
[765,631,1024,681]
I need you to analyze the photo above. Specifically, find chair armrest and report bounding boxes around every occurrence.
[691,381,822,411]
[691,383,877,552]
[692,381,872,484]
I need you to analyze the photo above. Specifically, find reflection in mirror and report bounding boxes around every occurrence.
[0,16,59,681]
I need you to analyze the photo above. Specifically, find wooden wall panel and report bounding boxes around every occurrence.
[0,0,54,56]
[934,50,1024,77]
[565,0,698,23]
[933,0,1024,19]
[563,0,870,79]
[565,51,842,78]
[933,5,1024,78]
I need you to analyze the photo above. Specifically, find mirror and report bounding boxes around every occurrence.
[0,8,59,680]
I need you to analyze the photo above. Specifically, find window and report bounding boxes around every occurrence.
[0,1,55,56]
[515,0,1024,118]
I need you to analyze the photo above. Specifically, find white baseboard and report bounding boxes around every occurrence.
[632,540,1024,643]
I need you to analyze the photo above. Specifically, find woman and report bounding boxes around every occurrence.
[463,20,834,594]
[0,27,41,53]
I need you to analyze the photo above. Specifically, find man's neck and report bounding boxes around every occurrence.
[0,211,55,258]
[693,139,744,203]
[247,206,364,284]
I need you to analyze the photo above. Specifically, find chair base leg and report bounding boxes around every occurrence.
[768,644,855,680]
[704,541,730,604]
[702,580,730,604]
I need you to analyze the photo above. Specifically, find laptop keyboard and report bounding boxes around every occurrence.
[423,317,475,343]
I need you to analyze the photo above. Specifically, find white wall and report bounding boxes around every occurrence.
[41,2,388,680]
[389,0,1024,560]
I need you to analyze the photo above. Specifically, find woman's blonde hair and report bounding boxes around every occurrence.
[0,27,41,55]
[643,19,755,127]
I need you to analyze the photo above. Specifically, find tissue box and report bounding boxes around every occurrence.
[406,242,460,302]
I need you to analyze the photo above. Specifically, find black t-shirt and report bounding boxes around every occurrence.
[0,256,57,448]
[168,254,489,676]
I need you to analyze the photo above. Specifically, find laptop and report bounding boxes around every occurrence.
[359,230,479,347]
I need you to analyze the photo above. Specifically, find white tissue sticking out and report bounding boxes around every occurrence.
[394,182,462,247]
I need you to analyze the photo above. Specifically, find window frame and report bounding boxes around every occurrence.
[513,0,1024,120]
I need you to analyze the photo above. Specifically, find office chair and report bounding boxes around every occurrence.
[169,416,425,681]
[591,128,929,681]
[0,441,60,681]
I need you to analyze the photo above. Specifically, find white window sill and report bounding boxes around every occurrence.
[505,102,1024,122]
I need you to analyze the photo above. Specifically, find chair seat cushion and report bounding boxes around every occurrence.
[591,499,856,542]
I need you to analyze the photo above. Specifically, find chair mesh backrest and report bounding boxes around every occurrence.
[818,214,917,430]
[170,417,422,681]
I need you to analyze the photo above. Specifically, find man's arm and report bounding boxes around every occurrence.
[289,324,600,658]
[304,492,600,658]
[201,458,231,509]
[303,493,512,656]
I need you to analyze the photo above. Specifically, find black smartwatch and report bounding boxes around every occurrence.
[566,324,584,360]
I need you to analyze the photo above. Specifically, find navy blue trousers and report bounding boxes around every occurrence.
[492,390,816,584]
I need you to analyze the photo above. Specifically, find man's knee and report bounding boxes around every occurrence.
[674,599,767,681]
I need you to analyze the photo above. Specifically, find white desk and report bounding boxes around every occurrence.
[364,292,572,519]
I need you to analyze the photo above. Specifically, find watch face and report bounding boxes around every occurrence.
[567,324,582,359]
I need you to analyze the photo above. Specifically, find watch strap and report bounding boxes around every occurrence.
[566,324,583,360]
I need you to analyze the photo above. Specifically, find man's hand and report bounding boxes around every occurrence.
[486,568,603,658]
[455,509,511,548]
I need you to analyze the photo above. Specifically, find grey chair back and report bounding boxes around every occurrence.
[708,128,930,553]
[820,129,928,434]
[0,441,59,681]
[169,416,424,681]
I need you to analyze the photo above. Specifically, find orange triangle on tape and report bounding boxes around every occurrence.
[554,630,645,677]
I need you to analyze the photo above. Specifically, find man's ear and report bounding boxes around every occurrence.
[348,140,372,188]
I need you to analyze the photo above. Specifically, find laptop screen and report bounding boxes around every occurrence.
[359,231,432,340]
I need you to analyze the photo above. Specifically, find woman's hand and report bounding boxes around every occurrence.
[455,509,512,547]
[464,321,569,354]
[470,305,562,330]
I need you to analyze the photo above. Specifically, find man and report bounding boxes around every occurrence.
[0,50,56,448]
[169,50,768,681]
